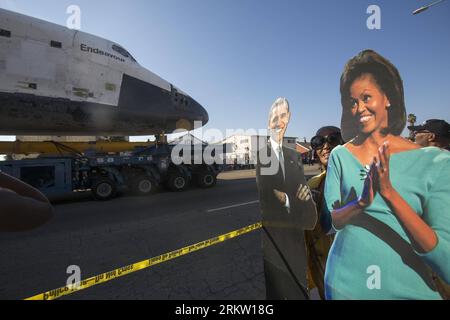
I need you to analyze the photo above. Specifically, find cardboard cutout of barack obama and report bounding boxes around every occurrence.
[256,98,318,300]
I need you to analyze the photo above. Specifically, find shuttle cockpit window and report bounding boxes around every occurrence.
[0,29,11,38]
[112,44,137,63]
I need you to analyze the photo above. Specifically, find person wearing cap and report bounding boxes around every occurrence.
[409,119,450,151]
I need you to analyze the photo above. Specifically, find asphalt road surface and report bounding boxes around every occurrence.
[0,166,321,300]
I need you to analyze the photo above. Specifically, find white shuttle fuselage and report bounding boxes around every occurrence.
[0,9,208,136]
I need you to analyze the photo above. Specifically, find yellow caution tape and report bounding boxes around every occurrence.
[25,222,263,300]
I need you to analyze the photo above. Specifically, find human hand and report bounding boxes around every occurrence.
[296,184,315,204]
[273,189,287,205]
[358,161,375,208]
[373,142,394,199]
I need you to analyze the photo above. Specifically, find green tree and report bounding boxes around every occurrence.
[408,114,417,140]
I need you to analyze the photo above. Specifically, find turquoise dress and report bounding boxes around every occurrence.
[323,146,450,300]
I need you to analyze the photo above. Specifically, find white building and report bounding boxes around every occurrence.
[219,135,297,165]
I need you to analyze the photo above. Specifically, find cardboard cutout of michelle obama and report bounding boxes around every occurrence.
[323,50,450,300]
[256,98,317,300]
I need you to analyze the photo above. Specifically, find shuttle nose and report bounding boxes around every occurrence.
[193,100,209,126]
[173,96,208,132]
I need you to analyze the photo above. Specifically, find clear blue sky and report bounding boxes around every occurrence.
[1,0,449,143]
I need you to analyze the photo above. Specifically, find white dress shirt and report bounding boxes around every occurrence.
[270,137,290,212]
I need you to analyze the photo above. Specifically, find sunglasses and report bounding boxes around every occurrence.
[311,133,341,150]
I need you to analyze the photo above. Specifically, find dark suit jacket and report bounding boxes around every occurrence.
[256,139,317,299]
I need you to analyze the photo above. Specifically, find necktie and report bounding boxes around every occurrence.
[278,147,285,181]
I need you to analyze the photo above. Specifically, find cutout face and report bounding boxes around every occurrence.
[348,74,391,137]
[268,98,291,145]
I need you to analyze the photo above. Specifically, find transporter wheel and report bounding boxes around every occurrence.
[91,178,117,201]
[196,171,217,188]
[166,171,189,192]
[133,176,156,196]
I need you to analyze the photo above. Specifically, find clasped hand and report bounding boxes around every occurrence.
[359,142,394,207]
[274,184,317,207]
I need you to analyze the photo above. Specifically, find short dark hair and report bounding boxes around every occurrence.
[340,50,407,141]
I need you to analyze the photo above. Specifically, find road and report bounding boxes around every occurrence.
[0,166,321,300]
